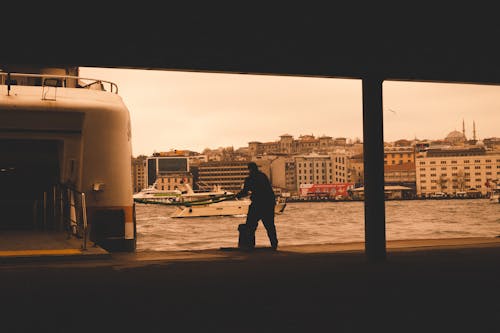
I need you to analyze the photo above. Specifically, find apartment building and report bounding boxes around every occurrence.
[384,146,415,165]
[295,153,349,191]
[197,161,251,192]
[415,146,500,196]
[131,155,147,193]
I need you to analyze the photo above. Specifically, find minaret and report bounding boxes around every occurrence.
[462,119,466,140]
[473,121,477,141]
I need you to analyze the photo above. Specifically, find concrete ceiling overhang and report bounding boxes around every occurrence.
[2,5,500,85]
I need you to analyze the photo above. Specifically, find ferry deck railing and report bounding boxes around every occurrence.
[0,72,118,94]
[47,183,91,250]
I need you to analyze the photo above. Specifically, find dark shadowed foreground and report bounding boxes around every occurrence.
[1,240,499,333]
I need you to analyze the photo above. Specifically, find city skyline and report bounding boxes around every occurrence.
[80,67,500,156]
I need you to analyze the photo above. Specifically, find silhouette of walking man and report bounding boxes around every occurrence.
[236,162,278,250]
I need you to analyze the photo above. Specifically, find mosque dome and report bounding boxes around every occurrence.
[445,130,466,143]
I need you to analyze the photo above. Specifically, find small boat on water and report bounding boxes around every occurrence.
[134,182,287,218]
[171,196,287,218]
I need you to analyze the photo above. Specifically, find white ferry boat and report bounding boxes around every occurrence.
[133,182,182,203]
[0,66,136,252]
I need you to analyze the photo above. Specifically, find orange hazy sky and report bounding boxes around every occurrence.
[80,67,500,157]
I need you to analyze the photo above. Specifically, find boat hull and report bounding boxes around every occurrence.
[171,199,287,218]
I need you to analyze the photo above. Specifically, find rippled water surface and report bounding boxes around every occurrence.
[135,199,500,251]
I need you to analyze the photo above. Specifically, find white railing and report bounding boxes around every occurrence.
[51,183,90,250]
[0,72,118,94]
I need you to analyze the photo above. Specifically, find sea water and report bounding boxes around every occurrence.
[135,199,500,252]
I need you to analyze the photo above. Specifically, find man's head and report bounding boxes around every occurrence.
[247,162,258,174]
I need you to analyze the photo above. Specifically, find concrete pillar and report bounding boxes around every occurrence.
[362,77,386,262]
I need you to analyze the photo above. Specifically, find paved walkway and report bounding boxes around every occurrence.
[0,230,109,262]
[1,236,499,332]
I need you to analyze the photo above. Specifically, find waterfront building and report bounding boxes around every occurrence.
[347,153,364,184]
[155,173,193,191]
[384,162,416,195]
[384,146,415,165]
[294,152,349,192]
[268,156,297,192]
[197,160,251,192]
[131,155,147,193]
[415,146,500,196]
[145,156,190,187]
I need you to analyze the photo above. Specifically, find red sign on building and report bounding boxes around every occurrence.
[299,183,355,198]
